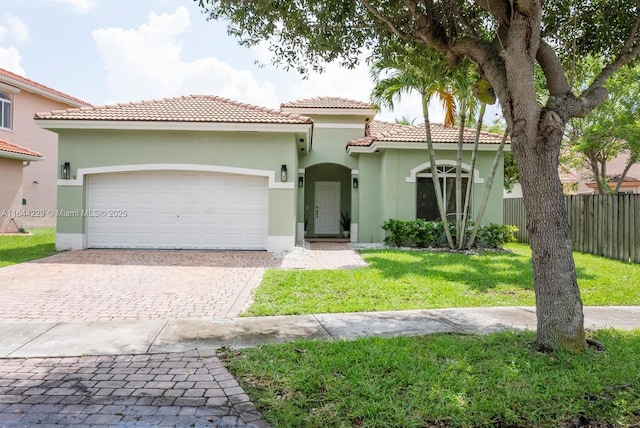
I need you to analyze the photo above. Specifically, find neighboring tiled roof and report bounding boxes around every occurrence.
[366,120,410,137]
[349,122,506,147]
[608,174,640,183]
[558,167,578,183]
[35,95,313,124]
[0,68,91,107]
[587,174,640,185]
[585,174,640,188]
[0,139,43,158]
[281,97,374,109]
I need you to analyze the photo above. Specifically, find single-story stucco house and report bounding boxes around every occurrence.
[0,140,43,233]
[35,96,507,252]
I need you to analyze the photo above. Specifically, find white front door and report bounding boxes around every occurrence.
[314,181,340,235]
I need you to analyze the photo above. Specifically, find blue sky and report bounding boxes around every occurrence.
[0,0,502,124]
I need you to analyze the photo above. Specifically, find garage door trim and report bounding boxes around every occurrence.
[58,163,295,189]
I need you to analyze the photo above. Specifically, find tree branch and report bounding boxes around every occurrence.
[586,44,640,94]
[472,0,511,26]
[584,11,640,98]
[537,40,571,95]
[359,0,411,42]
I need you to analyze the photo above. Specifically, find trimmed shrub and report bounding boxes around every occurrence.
[381,219,518,249]
[473,223,518,248]
[381,219,411,247]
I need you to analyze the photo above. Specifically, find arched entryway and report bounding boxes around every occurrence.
[304,163,352,237]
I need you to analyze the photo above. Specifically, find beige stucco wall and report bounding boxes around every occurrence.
[0,88,80,228]
[0,157,24,233]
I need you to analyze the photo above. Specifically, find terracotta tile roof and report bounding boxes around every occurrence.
[608,174,640,183]
[585,174,640,188]
[558,167,577,183]
[281,97,374,109]
[0,67,91,107]
[35,95,313,124]
[587,174,640,185]
[349,122,506,147]
[366,120,409,137]
[0,139,43,158]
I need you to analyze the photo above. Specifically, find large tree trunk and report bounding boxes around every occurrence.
[497,8,586,353]
[512,113,586,353]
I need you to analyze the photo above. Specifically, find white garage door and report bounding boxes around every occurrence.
[86,171,268,250]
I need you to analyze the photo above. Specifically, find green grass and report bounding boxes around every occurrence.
[245,243,640,316]
[0,228,57,267]
[223,330,640,427]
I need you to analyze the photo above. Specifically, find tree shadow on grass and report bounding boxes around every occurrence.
[361,249,595,292]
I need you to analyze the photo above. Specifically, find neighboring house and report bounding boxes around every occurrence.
[0,68,90,228]
[584,175,640,194]
[577,151,640,194]
[504,166,578,198]
[35,96,507,252]
[0,140,43,233]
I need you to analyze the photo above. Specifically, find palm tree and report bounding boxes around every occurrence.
[370,45,456,248]
[370,45,508,250]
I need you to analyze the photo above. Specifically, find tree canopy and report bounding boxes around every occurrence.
[566,59,640,193]
[196,0,640,352]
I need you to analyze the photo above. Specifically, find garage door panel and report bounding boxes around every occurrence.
[87,171,268,250]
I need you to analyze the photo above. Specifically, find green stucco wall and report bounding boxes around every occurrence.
[354,148,505,243]
[56,129,298,238]
[55,122,505,247]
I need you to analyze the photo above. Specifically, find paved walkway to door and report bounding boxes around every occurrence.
[0,243,367,322]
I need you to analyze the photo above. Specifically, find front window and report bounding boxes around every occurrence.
[417,165,469,221]
[0,92,12,130]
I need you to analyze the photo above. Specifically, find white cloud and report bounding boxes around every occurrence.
[92,6,279,107]
[0,47,25,75]
[47,0,98,14]
[0,13,29,42]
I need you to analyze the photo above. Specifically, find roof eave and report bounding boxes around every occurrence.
[281,107,376,117]
[35,119,313,133]
[347,141,511,154]
[0,151,44,161]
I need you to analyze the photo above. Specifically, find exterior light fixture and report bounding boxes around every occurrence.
[353,177,359,189]
[61,162,70,180]
[281,164,287,182]
[298,176,304,187]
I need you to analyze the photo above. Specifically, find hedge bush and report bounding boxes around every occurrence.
[381,219,518,249]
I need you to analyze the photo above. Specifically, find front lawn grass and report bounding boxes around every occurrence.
[245,243,640,316]
[0,228,56,267]
[223,329,640,427]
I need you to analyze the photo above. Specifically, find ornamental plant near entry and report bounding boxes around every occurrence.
[381,219,517,249]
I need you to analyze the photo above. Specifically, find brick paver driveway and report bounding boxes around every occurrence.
[0,244,365,426]
[0,250,282,322]
[0,350,266,427]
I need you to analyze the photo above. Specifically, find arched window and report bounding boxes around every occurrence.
[0,92,11,130]
[416,165,470,221]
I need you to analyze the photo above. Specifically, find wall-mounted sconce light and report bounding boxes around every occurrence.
[352,177,359,189]
[61,162,70,180]
[281,164,287,182]
[298,176,304,187]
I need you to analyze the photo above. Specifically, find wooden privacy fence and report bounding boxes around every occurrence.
[504,194,640,263]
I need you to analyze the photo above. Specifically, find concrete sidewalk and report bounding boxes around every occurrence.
[2,307,639,427]
[3,306,640,358]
